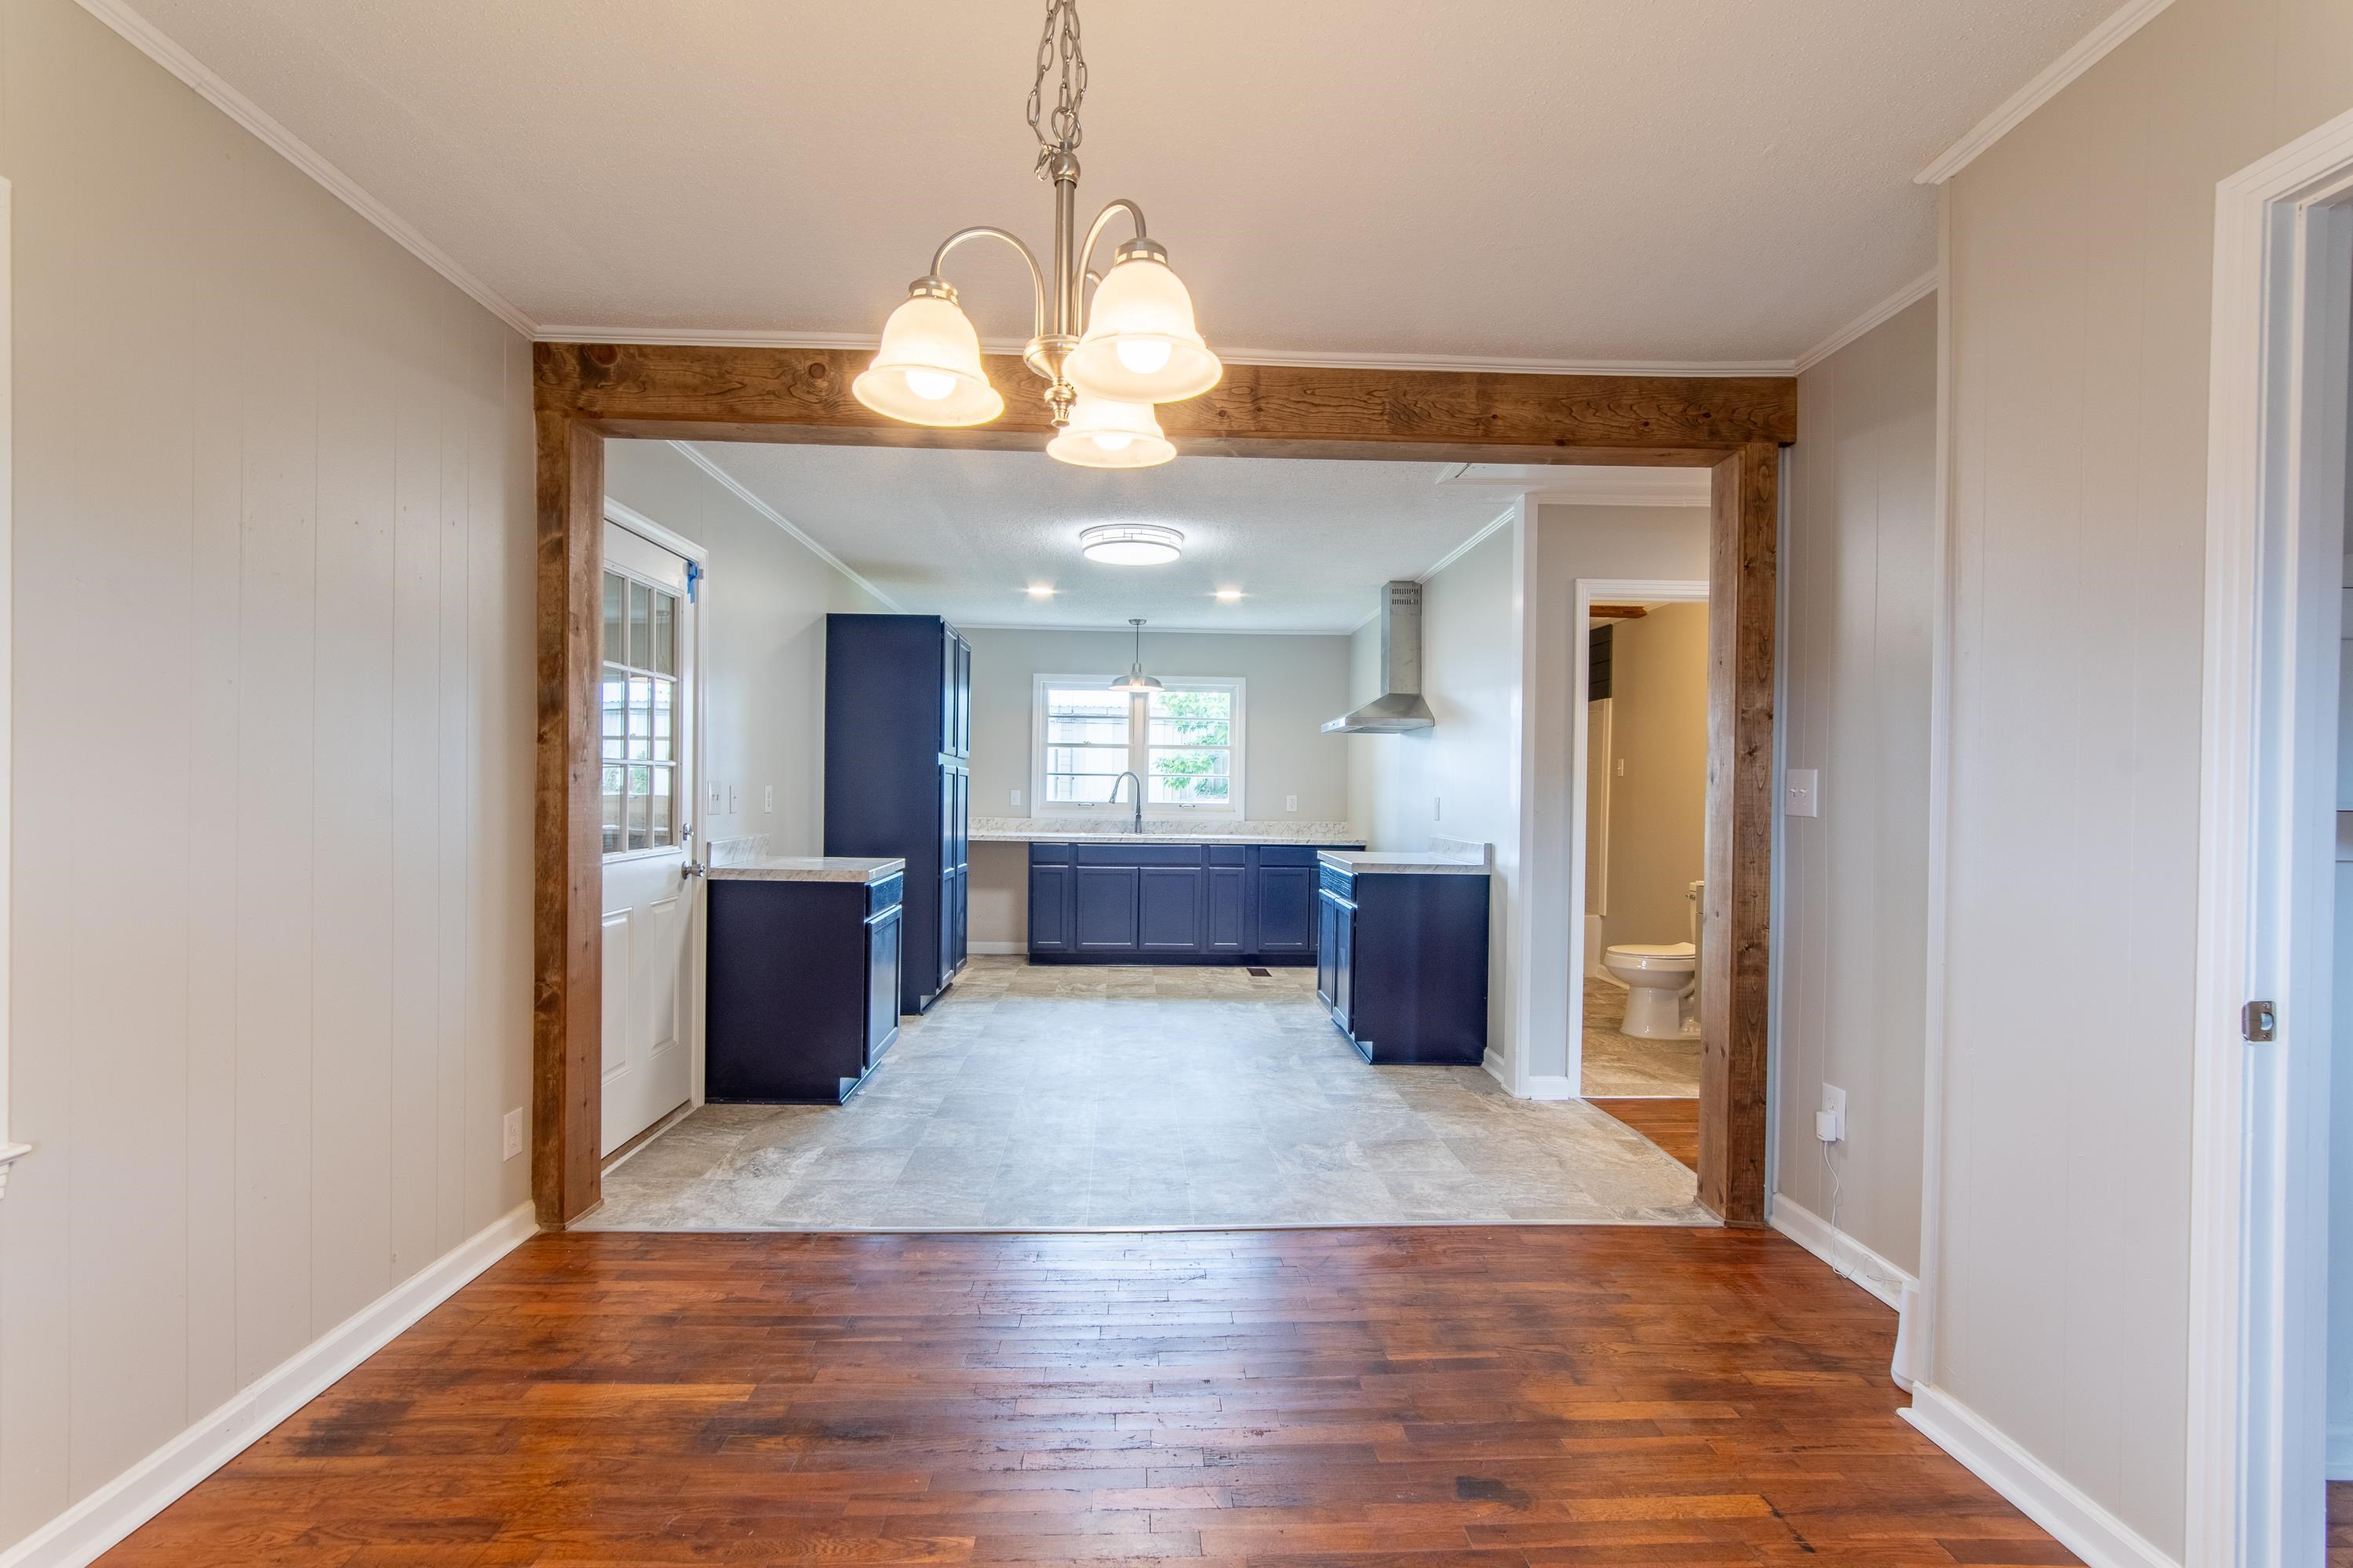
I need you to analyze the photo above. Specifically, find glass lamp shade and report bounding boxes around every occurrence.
[1109,670,1164,693]
[1065,253,1222,402]
[1046,394,1176,469]
[1079,523,1183,565]
[851,293,1005,426]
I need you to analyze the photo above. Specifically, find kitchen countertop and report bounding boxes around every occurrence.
[708,856,905,884]
[1317,846,1492,876]
[971,816,1359,846]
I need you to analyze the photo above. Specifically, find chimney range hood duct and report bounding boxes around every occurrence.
[1324,580,1436,734]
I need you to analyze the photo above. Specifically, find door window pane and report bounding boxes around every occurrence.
[603,573,625,666]
[653,591,676,675]
[600,666,627,761]
[651,767,672,847]
[628,677,652,761]
[652,678,673,762]
[602,765,625,853]
[628,580,653,670]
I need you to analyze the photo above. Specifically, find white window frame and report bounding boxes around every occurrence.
[1030,674,1247,820]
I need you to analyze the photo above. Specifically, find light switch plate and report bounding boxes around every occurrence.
[1433,795,1442,820]
[763,784,774,813]
[501,1108,523,1162]
[1786,768,1820,817]
[708,781,723,812]
[727,784,739,813]
[1285,794,1299,813]
[1011,788,1022,806]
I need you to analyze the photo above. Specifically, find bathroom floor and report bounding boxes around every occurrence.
[584,957,1709,1231]
[1579,976,1702,1096]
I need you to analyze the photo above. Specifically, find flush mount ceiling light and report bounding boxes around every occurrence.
[849,0,1221,465]
[1109,619,1164,693]
[1079,523,1182,566]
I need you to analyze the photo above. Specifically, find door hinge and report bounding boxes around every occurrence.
[2242,999,2278,1042]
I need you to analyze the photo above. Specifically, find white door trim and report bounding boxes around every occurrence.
[0,176,23,1198]
[2188,101,2353,1568]
[1565,577,1710,1100]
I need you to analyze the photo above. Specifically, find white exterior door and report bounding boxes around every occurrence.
[600,522,698,1155]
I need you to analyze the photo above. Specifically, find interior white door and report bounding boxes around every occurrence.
[600,522,697,1155]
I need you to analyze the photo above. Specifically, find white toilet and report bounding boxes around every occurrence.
[1601,881,1704,1039]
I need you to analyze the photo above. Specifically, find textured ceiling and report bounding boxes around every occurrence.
[670,443,1685,634]
[115,0,2114,365]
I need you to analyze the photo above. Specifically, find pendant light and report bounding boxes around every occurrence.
[850,0,1221,467]
[1046,393,1175,469]
[1109,618,1163,693]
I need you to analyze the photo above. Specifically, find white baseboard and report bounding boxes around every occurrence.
[1522,1075,1575,1101]
[2330,1424,2353,1482]
[1767,1191,1914,1312]
[1902,1384,2179,1568]
[0,1202,538,1568]
[967,940,1025,955]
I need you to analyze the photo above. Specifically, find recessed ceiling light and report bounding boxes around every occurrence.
[1214,588,1244,602]
[1026,584,1057,597]
[1080,523,1183,566]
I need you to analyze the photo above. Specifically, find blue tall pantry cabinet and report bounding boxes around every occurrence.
[824,614,971,1014]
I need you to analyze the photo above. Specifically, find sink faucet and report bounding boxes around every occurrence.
[1109,771,1142,835]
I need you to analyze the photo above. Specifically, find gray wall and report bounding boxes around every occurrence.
[1938,0,2353,1550]
[0,0,534,1548]
[1348,525,1521,1070]
[603,442,884,860]
[963,626,1353,946]
[1776,294,1935,1277]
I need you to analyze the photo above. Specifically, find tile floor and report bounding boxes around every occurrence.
[584,956,1710,1231]
[1579,975,1703,1097]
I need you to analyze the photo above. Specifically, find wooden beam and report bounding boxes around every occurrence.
[534,411,605,1227]
[534,343,1795,461]
[1588,603,1649,620]
[1699,442,1776,1227]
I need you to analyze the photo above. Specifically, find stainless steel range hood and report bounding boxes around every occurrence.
[1324,580,1436,733]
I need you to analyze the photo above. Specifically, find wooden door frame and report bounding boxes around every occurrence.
[533,343,1795,1226]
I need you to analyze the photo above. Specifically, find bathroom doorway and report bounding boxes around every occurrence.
[1572,577,1709,1170]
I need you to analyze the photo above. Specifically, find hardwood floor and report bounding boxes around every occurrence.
[1591,1098,1700,1172]
[98,1227,2074,1567]
[2333,1482,2353,1566]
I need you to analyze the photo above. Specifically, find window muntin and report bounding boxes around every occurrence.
[601,567,681,856]
[1033,677,1244,815]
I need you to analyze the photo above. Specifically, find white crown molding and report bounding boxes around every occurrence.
[958,620,1355,637]
[1418,506,1520,585]
[1902,1386,2178,1568]
[1793,268,1939,374]
[603,497,708,566]
[1913,0,2176,185]
[665,443,902,611]
[73,0,537,338]
[534,324,1799,378]
[0,1202,537,1568]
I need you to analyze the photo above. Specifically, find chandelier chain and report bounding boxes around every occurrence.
[1025,0,1087,165]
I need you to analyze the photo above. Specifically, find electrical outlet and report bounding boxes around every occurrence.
[763,784,774,813]
[501,1108,523,1162]
[708,781,723,813]
[1786,768,1820,817]
[1011,788,1022,806]
[1285,794,1299,813]
[1816,1083,1847,1144]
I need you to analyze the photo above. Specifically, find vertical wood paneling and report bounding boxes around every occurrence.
[1776,295,1934,1276]
[0,0,536,1552]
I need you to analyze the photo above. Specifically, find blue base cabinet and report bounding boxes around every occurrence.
[1025,841,1364,963]
[708,873,904,1104]
[1316,862,1489,1064]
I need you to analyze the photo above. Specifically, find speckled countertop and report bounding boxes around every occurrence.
[971,816,1360,846]
[1317,843,1492,875]
[707,856,905,884]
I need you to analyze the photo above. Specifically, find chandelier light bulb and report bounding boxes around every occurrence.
[1115,339,1172,376]
[903,368,958,402]
[1048,395,1175,469]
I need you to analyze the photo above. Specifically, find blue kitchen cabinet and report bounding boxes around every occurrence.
[1316,857,1488,1065]
[1026,839,1364,964]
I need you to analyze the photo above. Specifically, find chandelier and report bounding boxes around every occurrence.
[851,0,1220,469]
